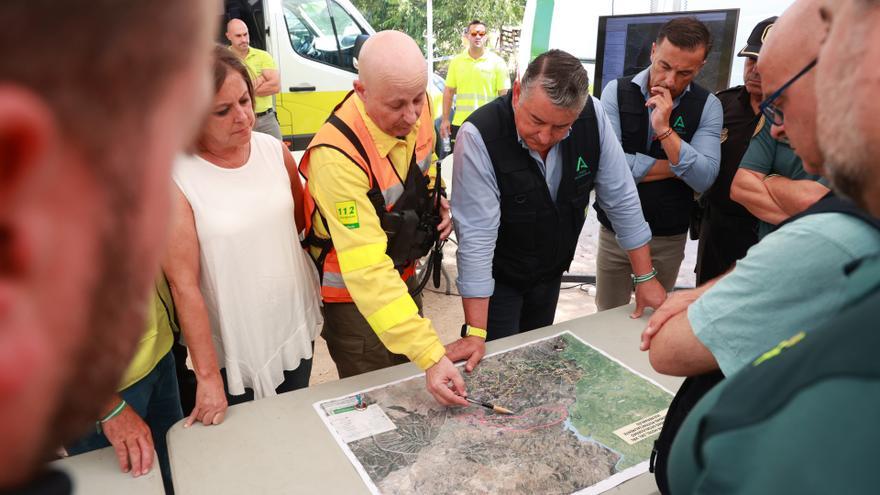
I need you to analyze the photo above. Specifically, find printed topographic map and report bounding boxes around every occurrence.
[315,332,673,494]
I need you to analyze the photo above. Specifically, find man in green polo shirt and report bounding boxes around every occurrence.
[440,20,510,150]
[227,18,282,140]
[668,0,880,492]
[730,121,829,238]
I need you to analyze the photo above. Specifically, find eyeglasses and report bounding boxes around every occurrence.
[469,30,487,37]
[759,58,817,126]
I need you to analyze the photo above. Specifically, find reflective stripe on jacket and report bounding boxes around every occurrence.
[300,92,434,303]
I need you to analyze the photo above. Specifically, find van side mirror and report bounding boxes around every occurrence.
[352,34,370,71]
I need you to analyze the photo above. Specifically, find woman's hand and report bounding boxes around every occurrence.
[185,372,228,427]
[165,188,229,428]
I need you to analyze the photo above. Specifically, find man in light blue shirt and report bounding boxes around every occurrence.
[596,17,722,312]
[447,50,666,368]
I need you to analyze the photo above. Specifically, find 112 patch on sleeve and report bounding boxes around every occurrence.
[335,200,360,229]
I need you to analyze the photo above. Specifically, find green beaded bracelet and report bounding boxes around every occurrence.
[95,400,127,434]
[632,267,658,288]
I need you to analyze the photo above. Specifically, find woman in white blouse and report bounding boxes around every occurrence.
[164,46,322,426]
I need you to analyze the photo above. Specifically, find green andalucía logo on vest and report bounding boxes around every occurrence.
[575,156,590,179]
[672,115,686,132]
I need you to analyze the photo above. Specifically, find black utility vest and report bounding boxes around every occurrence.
[467,92,600,289]
[595,76,709,236]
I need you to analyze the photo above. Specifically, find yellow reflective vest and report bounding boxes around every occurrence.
[445,50,510,126]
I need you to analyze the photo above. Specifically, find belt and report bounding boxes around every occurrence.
[255,108,274,117]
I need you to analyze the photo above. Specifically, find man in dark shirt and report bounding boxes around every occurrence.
[695,17,775,284]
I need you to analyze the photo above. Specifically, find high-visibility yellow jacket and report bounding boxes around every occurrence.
[445,49,510,126]
[299,92,446,370]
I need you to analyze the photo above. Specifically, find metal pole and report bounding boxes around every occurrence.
[323,0,343,65]
[427,0,434,73]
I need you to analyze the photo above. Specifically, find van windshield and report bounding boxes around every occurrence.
[282,0,367,71]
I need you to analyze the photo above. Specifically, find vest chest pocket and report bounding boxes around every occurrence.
[498,210,537,253]
[498,169,541,207]
[499,177,537,214]
[574,176,592,197]
[620,107,645,137]
[498,178,538,253]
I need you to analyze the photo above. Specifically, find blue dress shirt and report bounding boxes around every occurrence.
[451,96,652,299]
[600,68,722,193]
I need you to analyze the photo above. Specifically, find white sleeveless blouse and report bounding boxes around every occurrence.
[172,132,322,398]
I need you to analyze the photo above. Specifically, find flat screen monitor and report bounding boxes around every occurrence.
[593,9,739,98]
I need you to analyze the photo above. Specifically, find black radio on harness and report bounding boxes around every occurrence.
[304,112,445,297]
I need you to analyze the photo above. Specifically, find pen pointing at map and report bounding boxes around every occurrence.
[464,397,515,415]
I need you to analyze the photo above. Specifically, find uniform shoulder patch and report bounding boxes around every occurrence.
[714,85,746,106]
[714,85,745,96]
[752,331,806,367]
[335,200,360,229]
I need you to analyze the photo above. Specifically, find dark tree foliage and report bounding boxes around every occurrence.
[352,0,524,67]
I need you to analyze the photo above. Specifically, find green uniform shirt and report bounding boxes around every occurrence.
[669,253,880,495]
[241,46,277,114]
[445,50,509,126]
[738,123,824,238]
[688,212,880,376]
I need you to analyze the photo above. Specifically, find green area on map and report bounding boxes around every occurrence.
[324,332,672,494]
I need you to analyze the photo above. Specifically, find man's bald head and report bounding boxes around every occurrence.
[757,0,825,172]
[227,18,247,32]
[357,30,427,91]
[761,0,824,73]
[354,31,428,137]
[226,18,250,55]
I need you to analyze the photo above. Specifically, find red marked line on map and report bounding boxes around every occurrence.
[455,404,569,433]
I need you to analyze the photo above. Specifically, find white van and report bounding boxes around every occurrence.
[224,0,443,150]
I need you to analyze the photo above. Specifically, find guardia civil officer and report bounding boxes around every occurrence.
[449,49,666,355]
[668,0,880,491]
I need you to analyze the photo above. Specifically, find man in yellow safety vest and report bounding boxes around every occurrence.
[300,31,481,407]
[440,20,510,151]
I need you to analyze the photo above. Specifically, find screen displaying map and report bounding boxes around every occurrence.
[315,332,673,495]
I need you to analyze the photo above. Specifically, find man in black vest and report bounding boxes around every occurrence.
[596,17,722,311]
[448,50,666,362]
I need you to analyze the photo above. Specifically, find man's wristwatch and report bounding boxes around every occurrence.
[461,324,487,339]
